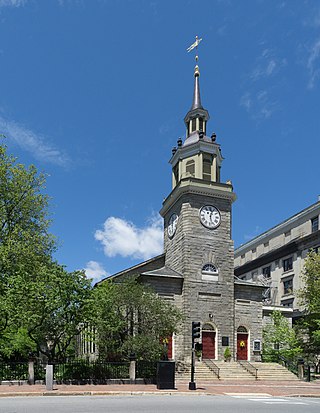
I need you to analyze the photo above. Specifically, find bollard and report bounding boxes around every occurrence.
[28,360,35,385]
[45,364,53,391]
[298,363,304,380]
[129,360,136,382]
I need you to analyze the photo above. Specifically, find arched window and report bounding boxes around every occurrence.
[202,263,218,275]
[237,326,248,333]
[186,159,195,177]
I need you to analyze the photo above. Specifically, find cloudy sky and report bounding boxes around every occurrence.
[1,0,319,282]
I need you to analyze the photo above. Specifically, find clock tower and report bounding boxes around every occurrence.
[160,63,237,361]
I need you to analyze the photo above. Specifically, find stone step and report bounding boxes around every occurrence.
[177,361,299,381]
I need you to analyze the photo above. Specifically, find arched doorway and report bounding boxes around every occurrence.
[237,326,249,360]
[202,323,216,359]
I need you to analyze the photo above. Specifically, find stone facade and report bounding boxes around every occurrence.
[234,200,320,320]
[98,63,266,363]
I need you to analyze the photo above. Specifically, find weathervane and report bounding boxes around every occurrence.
[187,35,203,63]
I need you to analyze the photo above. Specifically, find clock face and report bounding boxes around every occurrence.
[199,205,221,229]
[168,213,178,238]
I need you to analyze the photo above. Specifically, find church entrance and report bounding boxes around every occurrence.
[236,326,248,360]
[202,324,216,359]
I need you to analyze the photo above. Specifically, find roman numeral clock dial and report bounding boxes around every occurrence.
[199,205,221,229]
[167,213,179,238]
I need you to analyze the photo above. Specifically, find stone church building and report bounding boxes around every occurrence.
[99,62,266,363]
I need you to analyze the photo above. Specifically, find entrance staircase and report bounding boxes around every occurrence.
[177,360,299,381]
[250,362,299,381]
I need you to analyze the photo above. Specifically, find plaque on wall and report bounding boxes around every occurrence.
[222,336,229,346]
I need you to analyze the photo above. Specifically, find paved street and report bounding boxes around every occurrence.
[0,395,320,413]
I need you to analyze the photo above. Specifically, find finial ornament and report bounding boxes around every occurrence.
[187,35,203,63]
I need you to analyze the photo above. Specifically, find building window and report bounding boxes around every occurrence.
[311,216,319,233]
[281,298,294,308]
[191,118,196,132]
[241,254,245,259]
[262,266,271,278]
[203,158,211,181]
[251,270,258,280]
[283,257,293,272]
[284,230,291,237]
[202,263,218,275]
[173,163,179,184]
[264,241,269,247]
[262,287,271,300]
[199,117,204,132]
[283,278,293,295]
[186,160,195,177]
[309,246,320,254]
[237,326,248,333]
[252,247,256,253]
[201,263,218,282]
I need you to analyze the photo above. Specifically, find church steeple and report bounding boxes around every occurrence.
[184,64,209,137]
[191,65,202,110]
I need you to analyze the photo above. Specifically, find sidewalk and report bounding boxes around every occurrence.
[0,380,320,398]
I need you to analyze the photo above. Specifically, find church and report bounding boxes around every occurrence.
[99,59,266,363]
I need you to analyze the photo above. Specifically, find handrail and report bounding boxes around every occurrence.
[277,355,298,376]
[238,360,258,380]
[203,359,220,379]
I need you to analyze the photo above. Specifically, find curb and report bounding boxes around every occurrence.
[0,391,209,398]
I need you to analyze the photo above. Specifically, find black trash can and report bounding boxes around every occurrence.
[156,361,175,389]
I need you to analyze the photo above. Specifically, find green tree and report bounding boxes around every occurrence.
[0,141,55,337]
[10,262,92,362]
[296,251,320,361]
[262,310,301,362]
[88,277,182,361]
[0,142,92,361]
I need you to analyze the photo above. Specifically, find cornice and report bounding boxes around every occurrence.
[160,178,236,217]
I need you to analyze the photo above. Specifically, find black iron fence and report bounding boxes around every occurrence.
[53,360,130,383]
[0,359,157,383]
[0,362,28,381]
[136,360,157,379]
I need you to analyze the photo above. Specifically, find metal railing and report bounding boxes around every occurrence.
[0,362,28,381]
[53,360,130,383]
[136,361,157,380]
[238,360,258,379]
[277,355,298,376]
[203,359,220,379]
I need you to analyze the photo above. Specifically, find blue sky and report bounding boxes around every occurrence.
[1,0,320,282]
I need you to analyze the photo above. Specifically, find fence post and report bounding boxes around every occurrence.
[45,364,53,391]
[28,361,35,385]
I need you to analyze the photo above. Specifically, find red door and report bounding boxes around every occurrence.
[167,335,173,359]
[237,333,248,360]
[202,331,216,359]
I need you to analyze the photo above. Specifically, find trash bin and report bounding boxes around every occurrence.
[157,361,175,389]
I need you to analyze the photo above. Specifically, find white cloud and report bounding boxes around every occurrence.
[251,49,286,81]
[95,214,163,261]
[84,261,108,282]
[307,39,320,89]
[240,92,251,111]
[0,115,70,166]
[0,0,26,7]
[240,90,275,120]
